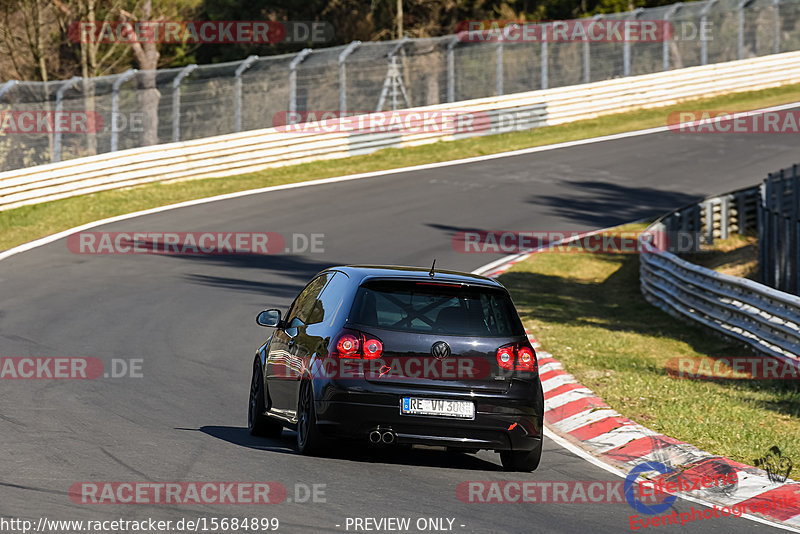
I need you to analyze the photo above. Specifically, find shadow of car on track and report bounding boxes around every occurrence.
[197,425,504,471]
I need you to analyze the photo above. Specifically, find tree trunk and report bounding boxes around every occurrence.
[130,0,160,146]
[33,0,55,160]
[80,0,97,155]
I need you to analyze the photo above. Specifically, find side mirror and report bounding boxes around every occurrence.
[256,309,282,328]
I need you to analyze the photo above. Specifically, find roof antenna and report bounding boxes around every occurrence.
[428,259,436,277]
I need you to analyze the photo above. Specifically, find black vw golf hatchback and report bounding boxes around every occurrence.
[248,265,544,471]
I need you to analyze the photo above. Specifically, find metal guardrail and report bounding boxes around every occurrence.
[640,174,800,364]
[759,164,800,294]
[657,184,760,247]
[2,51,800,212]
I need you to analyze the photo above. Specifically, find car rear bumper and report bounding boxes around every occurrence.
[312,378,544,452]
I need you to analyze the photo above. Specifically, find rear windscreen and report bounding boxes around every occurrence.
[349,280,524,337]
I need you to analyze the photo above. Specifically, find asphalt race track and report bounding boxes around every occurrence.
[1,124,799,533]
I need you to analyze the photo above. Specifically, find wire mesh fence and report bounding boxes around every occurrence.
[1,0,800,172]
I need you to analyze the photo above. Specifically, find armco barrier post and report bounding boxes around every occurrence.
[720,196,729,239]
[704,201,714,244]
[172,64,197,143]
[234,56,258,133]
[53,76,81,163]
[338,41,360,112]
[111,69,137,152]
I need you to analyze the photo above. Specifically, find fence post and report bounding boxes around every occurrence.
[772,171,781,288]
[585,14,604,82]
[447,36,461,102]
[53,76,81,163]
[110,69,137,152]
[338,41,360,113]
[779,170,788,290]
[0,80,18,101]
[701,0,719,65]
[773,0,781,54]
[171,64,197,143]
[738,0,754,60]
[234,55,258,133]
[793,165,799,294]
[289,49,312,122]
[758,179,767,284]
[624,9,644,77]
[496,32,504,96]
[663,4,682,71]
[541,24,549,90]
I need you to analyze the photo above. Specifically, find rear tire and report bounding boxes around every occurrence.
[296,380,327,455]
[248,363,283,438]
[500,440,542,472]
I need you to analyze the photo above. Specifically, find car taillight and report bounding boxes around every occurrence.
[496,343,538,373]
[336,334,360,359]
[497,345,515,370]
[330,329,383,360]
[362,338,383,359]
[517,346,537,373]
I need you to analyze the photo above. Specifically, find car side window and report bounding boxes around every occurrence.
[309,271,351,327]
[287,273,331,324]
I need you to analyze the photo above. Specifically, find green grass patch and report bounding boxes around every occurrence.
[3,83,800,252]
[685,233,759,280]
[501,223,800,465]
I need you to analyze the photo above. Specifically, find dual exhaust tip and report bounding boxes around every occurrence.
[369,429,396,445]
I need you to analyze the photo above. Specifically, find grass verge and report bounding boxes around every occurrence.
[684,233,759,280]
[3,83,800,251]
[501,223,800,465]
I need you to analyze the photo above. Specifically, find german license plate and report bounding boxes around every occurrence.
[401,397,475,419]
